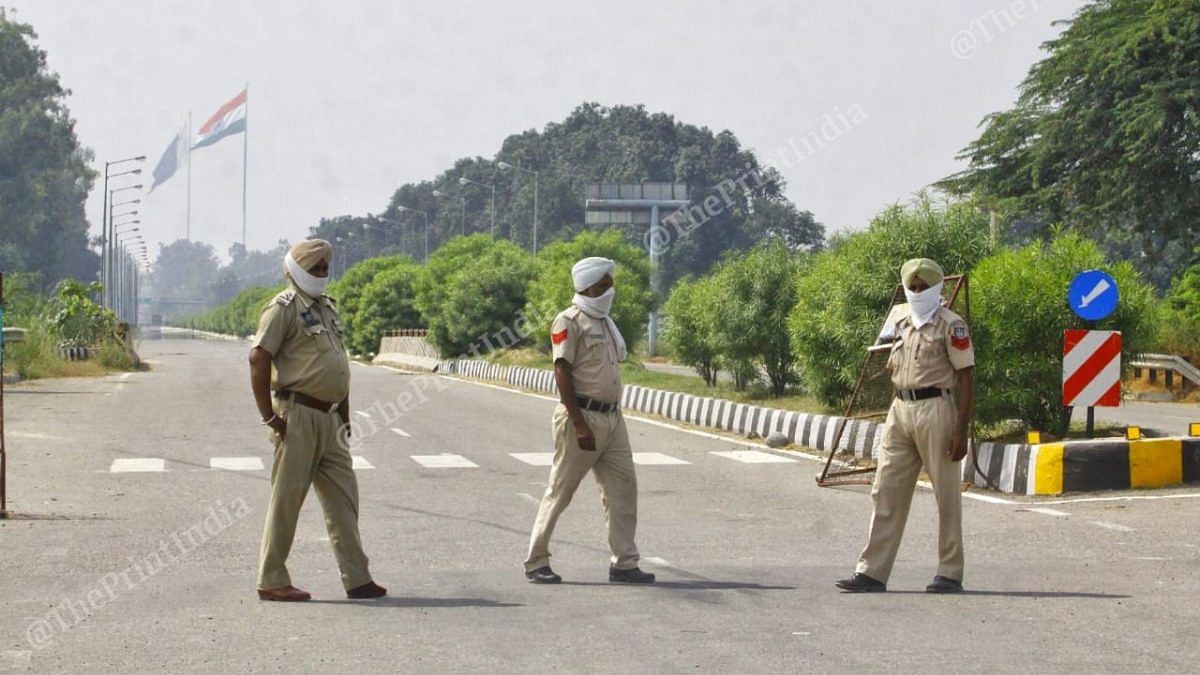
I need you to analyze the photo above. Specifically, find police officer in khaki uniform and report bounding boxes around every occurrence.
[249,239,386,602]
[837,258,974,594]
[524,257,655,585]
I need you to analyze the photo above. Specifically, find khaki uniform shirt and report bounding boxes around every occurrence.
[252,286,350,403]
[886,305,975,391]
[550,306,622,404]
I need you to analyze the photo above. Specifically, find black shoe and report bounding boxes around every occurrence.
[834,573,887,593]
[525,566,562,584]
[609,566,656,584]
[925,576,963,594]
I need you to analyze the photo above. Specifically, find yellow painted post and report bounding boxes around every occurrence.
[1032,443,1065,495]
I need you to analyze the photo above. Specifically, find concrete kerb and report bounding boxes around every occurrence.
[969,437,1200,496]
[372,352,882,461]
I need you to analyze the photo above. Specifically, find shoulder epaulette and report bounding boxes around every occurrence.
[274,289,296,307]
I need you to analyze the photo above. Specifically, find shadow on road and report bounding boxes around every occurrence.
[883,590,1130,599]
[561,580,795,591]
[308,597,523,608]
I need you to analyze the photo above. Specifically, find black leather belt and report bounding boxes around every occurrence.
[276,388,340,413]
[895,387,948,402]
[576,395,619,414]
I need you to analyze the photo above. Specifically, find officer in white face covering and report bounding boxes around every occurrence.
[523,256,654,585]
[837,258,975,595]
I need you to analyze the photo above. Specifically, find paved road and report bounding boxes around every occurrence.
[1074,400,1200,436]
[1,338,1198,673]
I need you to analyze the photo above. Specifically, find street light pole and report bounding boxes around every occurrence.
[100,156,145,308]
[459,177,496,238]
[107,184,142,308]
[498,161,539,253]
[396,205,430,263]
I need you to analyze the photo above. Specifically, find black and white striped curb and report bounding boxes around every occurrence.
[420,357,884,458]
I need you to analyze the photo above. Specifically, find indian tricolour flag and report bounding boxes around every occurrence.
[192,89,246,150]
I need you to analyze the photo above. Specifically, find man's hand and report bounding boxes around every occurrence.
[948,425,968,462]
[268,416,287,438]
[572,415,597,451]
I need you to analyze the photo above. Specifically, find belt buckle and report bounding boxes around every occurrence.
[327,402,339,413]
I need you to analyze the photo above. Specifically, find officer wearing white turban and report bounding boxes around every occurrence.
[523,256,654,584]
[837,257,975,594]
[249,239,386,602]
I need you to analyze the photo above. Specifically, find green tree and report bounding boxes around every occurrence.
[147,239,221,306]
[942,0,1200,288]
[0,10,98,287]
[971,231,1159,435]
[663,275,722,385]
[712,242,803,395]
[789,196,993,408]
[1159,257,1200,360]
[415,235,537,356]
[327,255,410,340]
[523,229,654,352]
[349,259,425,356]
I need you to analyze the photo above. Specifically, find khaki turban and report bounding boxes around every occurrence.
[901,258,944,289]
[289,239,332,270]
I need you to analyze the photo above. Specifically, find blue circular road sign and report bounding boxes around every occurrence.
[1068,270,1119,321]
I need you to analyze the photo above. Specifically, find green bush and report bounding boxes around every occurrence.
[789,196,993,407]
[348,258,425,355]
[415,234,537,356]
[523,229,654,352]
[1159,259,1200,361]
[328,256,411,340]
[50,279,117,348]
[712,241,804,394]
[663,275,722,385]
[971,231,1159,435]
[179,285,283,336]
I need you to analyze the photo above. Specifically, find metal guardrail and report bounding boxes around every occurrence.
[1131,353,1200,387]
[1,328,26,344]
[383,329,428,337]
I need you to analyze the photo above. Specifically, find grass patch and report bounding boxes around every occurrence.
[487,347,834,414]
[3,323,138,380]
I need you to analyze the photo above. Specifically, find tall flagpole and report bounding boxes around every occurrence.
[241,83,248,249]
[186,111,192,241]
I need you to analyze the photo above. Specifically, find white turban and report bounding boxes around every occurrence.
[572,256,615,292]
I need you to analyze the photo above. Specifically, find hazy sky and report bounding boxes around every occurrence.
[9,0,1082,261]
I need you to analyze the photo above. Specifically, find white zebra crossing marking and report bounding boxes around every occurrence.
[354,411,372,419]
[210,457,264,471]
[411,454,478,468]
[1091,520,1134,532]
[390,428,411,437]
[633,452,690,466]
[711,450,796,464]
[352,456,375,470]
[510,453,554,466]
[110,458,166,473]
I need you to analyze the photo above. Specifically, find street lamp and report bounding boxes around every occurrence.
[432,190,466,237]
[107,183,143,308]
[498,161,539,253]
[458,177,496,238]
[362,217,406,257]
[101,155,145,308]
[396,205,430,263]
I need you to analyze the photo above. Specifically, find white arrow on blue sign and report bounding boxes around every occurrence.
[1068,270,1119,321]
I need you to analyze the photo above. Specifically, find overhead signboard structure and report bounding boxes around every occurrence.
[584,183,689,355]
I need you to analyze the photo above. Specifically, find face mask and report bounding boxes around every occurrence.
[285,252,329,297]
[904,281,943,329]
[573,287,615,318]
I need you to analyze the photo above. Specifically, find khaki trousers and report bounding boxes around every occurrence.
[524,404,640,572]
[258,397,372,590]
[856,395,964,583]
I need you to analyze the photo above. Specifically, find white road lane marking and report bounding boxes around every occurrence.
[1036,492,1200,506]
[210,457,264,471]
[633,452,690,466]
[643,556,672,566]
[510,453,554,466]
[110,458,166,473]
[352,456,375,470]
[711,450,797,464]
[516,492,540,504]
[1091,520,1134,532]
[1025,507,1070,517]
[119,372,133,380]
[355,411,372,419]
[411,453,478,468]
[390,428,411,437]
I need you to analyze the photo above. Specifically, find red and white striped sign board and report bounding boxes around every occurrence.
[1062,330,1122,407]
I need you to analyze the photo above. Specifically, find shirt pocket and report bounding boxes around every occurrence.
[302,321,332,352]
[584,332,610,362]
[915,331,946,367]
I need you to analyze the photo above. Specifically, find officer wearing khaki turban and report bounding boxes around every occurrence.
[837,258,974,594]
[248,239,386,602]
[523,256,655,585]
